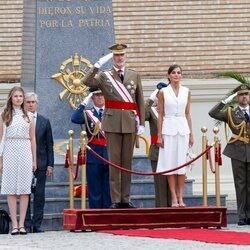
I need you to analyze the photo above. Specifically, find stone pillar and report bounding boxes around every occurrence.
[22,0,115,138]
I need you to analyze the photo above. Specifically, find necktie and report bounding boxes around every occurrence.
[118,69,124,82]
[243,109,250,122]
[99,108,103,119]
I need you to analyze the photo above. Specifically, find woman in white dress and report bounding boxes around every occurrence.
[0,86,36,235]
[157,64,194,207]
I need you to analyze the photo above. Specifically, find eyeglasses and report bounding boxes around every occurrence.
[26,101,36,104]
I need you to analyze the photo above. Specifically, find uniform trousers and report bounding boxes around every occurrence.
[106,132,136,203]
[231,159,250,220]
[86,162,111,208]
[151,160,171,207]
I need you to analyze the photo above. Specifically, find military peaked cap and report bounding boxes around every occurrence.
[109,43,127,54]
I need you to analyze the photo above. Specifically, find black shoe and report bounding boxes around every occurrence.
[246,218,250,225]
[11,228,19,235]
[238,219,247,226]
[33,227,44,233]
[122,202,137,208]
[109,203,120,209]
[19,227,27,235]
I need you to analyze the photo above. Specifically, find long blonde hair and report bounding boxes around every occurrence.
[1,86,29,126]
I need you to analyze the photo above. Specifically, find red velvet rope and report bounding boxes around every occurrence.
[67,147,82,180]
[87,144,214,176]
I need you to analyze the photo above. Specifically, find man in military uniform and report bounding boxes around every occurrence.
[145,82,171,207]
[71,88,111,208]
[82,43,145,208]
[209,84,250,225]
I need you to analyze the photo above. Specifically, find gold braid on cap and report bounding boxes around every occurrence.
[83,111,100,143]
[227,107,247,144]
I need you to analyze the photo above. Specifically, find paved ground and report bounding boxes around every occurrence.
[0,225,250,250]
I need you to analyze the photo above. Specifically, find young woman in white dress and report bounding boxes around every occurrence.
[0,86,36,235]
[157,64,194,207]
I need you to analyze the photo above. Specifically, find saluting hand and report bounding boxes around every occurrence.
[81,92,93,106]
[94,53,113,69]
[222,93,237,104]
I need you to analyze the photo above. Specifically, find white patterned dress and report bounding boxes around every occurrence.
[1,109,33,195]
[157,85,190,175]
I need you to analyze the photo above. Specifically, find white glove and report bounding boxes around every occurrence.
[149,89,159,102]
[81,92,93,106]
[137,125,145,135]
[222,92,237,104]
[94,53,113,68]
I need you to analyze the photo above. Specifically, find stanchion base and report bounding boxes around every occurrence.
[63,206,227,231]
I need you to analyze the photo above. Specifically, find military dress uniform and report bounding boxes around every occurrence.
[71,102,111,208]
[145,98,171,207]
[82,45,145,207]
[208,85,250,224]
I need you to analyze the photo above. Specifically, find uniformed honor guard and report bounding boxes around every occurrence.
[145,82,171,207]
[81,43,145,208]
[71,88,111,208]
[209,84,250,226]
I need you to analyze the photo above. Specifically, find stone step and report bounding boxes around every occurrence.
[131,194,227,209]
[50,155,153,183]
[0,193,227,214]
[131,179,194,196]
[39,178,195,198]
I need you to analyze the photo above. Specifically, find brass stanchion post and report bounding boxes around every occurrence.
[68,130,74,209]
[213,127,220,207]
[80,131,87,209]
[201,127,208,206]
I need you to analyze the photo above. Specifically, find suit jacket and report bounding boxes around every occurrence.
[145,98,159,161]
[82,66,145,133]
[71,104,108,164]
[209,102,250,162]
[36,114,54,170]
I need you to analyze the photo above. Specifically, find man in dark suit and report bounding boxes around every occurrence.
[24,92,54,233]
[209,84,250,226]
[145,82,171,207]
[82,43,145,208]
[71,88,111,208]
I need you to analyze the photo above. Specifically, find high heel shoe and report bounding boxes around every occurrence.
[171,203,179,207]
[11,228,19,235]
[19,227,27,235]
[179,202,186,207]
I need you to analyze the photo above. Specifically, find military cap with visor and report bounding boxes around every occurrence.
[109,43,127,54]
[235,84,250,95]
[89,87,103,95]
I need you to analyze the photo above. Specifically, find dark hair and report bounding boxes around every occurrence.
[2,86,29,126]
[167,64,182,84]
[168,64,182,75]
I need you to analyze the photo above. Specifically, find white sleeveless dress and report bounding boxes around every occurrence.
[1,109,33,195]
[157,85,190,175]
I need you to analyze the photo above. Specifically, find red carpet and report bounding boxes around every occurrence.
[100,228,250,245]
